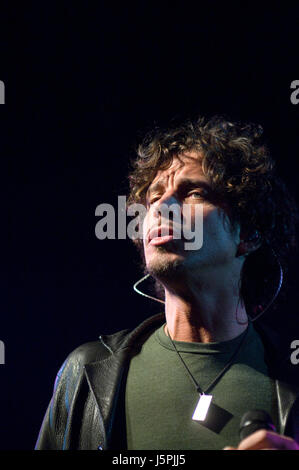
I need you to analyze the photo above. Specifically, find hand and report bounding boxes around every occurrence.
[223,430,299,450]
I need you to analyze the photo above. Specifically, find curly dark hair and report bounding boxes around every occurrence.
[127,115,299,318]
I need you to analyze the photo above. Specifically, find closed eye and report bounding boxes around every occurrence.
[148,195,161,205]
[147,190,206,205]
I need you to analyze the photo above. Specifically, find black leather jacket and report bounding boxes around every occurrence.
[35,313,299,450]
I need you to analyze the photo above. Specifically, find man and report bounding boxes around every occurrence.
[36,116,299,450]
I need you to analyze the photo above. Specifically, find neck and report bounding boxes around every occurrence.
[163,278,248,343]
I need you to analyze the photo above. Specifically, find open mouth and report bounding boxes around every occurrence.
[147,225,180,246]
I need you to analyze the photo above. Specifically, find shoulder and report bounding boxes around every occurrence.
[55,339,111,386]
[55,328,131,385]
[64,340,109,366]
[52,315,164,393]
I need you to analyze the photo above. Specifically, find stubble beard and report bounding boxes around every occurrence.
[146,245,187,285]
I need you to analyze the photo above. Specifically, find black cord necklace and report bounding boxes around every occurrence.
[166,325,250,421]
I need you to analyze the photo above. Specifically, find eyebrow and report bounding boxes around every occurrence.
[146,178,211,199]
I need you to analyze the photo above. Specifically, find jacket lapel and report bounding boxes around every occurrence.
[83,314,165,449]
[84,349,130,449]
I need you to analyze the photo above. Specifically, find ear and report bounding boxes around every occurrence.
[236,230,262,257]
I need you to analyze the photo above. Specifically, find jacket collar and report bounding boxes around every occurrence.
[84,313,299,447]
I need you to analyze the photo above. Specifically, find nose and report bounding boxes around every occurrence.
[152,192,181,222]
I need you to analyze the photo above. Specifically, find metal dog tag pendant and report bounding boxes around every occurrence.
[192,394,212,421]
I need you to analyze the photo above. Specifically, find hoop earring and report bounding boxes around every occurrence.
[248,246,284,322]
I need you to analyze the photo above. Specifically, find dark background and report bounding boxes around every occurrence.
[1,2,299,449]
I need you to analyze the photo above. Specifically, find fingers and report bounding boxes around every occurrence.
[224,430,299,450]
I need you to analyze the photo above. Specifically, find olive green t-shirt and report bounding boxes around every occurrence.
[125,321,277,449]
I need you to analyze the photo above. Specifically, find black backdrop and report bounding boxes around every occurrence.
[1,2,299,450]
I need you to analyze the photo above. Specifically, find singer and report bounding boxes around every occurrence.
[36,116,299,450]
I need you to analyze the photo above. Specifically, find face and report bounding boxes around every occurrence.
[142,152,241,285]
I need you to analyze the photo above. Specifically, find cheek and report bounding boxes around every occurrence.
[185,204,215,232]
[201,207,232,241]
